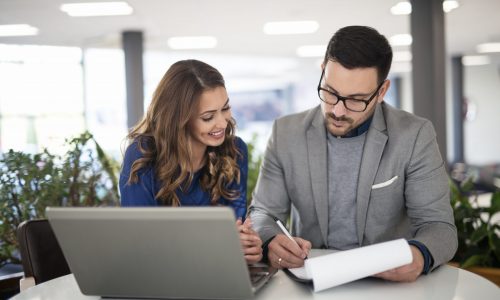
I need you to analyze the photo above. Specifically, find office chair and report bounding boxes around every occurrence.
[16,219,71,291]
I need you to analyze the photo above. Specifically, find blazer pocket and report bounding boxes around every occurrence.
[372,175,398,190]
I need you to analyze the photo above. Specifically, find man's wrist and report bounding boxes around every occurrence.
[261,235,276,263]
[408,240,434,274]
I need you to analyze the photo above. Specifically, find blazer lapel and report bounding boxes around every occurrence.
[356,104,388,245]
[307,108,329,245]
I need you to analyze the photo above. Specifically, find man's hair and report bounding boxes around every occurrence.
[323,25,393,83]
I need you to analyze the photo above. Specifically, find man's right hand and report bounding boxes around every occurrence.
[267,234,311,269]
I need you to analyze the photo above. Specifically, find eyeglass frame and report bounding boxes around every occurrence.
[317,69,385,112]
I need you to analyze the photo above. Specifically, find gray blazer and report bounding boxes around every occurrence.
[249,103,457,269]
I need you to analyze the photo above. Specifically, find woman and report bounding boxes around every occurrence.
[119,59,262,264]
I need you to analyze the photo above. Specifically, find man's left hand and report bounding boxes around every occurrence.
[374,245,424,282]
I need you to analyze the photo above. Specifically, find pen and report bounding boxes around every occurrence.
[276,219,307,259]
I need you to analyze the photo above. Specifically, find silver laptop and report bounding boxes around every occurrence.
[46,207,276,299]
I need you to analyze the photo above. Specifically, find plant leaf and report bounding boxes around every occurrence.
[469,224,488,244]
[461,254,485,268]
[461,179,475,193]
[488,191,500,215]
[492,234,500,262]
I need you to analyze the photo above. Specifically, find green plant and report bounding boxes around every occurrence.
[450,179,500,268]
[246,134,263,206]
[0,131,120,267]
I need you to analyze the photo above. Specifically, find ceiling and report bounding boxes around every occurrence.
[0,0,499,58]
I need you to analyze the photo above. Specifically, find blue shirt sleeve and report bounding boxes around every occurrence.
[226,137,248,220]
[408,240,434,274]
[119,141,158,206]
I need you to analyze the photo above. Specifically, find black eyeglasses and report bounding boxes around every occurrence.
[317,69,385,112]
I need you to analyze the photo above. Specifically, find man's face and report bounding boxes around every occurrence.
[319,60,390,136]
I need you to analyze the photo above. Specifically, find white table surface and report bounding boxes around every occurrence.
[10,265,499,300]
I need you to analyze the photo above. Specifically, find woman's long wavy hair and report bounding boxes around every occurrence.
[125,59,241,206]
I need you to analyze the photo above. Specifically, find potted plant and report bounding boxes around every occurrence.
[449,177,500,285]
[0,131,120,268]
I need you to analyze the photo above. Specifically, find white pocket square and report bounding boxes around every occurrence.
[372,176,398,189]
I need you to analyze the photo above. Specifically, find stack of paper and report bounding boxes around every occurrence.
[288,238,412,292]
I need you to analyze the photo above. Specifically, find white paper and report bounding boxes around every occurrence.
[288,249,337,279]
[288,239,412,292]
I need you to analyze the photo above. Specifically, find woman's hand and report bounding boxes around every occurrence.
[236,218,263,264]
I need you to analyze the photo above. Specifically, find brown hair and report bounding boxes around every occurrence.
[125,59,241,206]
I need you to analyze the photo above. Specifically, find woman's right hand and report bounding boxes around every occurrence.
[236,218,263,264]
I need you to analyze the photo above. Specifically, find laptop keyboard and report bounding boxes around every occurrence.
[248,264,278,288]
[250,271,269,285]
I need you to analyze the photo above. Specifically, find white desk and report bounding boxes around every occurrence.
[11,265,499,300]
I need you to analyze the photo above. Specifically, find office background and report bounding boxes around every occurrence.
[0,0,499,168]
[1,1,500,297]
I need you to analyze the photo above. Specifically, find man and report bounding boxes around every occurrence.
[249,25,457,282]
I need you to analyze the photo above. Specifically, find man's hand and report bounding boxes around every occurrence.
[374,245,425,282]
[236,218,263,264]
[267,234,311,269]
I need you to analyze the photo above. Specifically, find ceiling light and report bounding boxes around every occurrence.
[443,0,460,13]
[0,24,39,37]
[264,21,319,35]
[167,36,217,50]
[296,45,326,57]
[389,34,412,46]
[60,2,133,17]
[461,55,490,66]
[390,1,459,15]
[476,42,500,53]
[393,51,412,62]
[390,2,411,15]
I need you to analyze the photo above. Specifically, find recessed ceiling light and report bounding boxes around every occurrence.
[443,0,460,13]
[167,36,217,50]
[60,2,133,17]
[476,42,500,53]
[390,2,412,15]
[296,45,326,57]
[393,51,412,62]
[462,55,490,66]
[264,21,319,35]
[390,1,459,15]
[0,24,39,37]
[389,34,412,46]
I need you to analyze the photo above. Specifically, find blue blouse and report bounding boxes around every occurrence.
[119,137,248,220]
